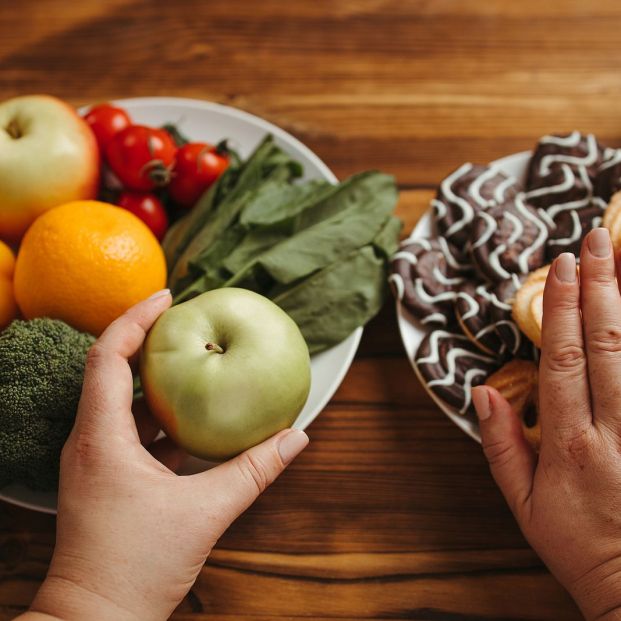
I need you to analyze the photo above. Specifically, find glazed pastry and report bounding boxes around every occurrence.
[433,163,520,249]
[602,190,621,252]
[593,148,621,209]
[470,194,548,283]
[415,329,500,415]
[486,359,541,452]
[512,265,549,348]
[525,131,605,258]
[389,237,470,326]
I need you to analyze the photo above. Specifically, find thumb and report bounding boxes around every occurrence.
[472,386,536,524]
[194,428,309,524]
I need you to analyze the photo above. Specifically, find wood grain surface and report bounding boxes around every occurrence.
[3,0,618,618]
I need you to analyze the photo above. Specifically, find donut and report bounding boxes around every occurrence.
[469,194,548,283]
[433,163,521,249]
[485,359,541,452]
[415,329,500,415]
[389,237,470,326]
[524,131,605,258]
[512,265,549,348]
[602,190,621,252]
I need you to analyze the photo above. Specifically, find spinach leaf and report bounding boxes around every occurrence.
[273,245,387,354]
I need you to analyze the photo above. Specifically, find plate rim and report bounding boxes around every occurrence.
[0,96,363,514]
[394,150,533,444]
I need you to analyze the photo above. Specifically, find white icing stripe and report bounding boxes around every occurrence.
[598,148,621,172]
[592,215,603,228]
[471,210,497,250]
[493,175,518,203]
[469,166,500,208]
[537,208,556,229]
[539,131,581,147]
[388,274,404,300]
[545,167,592,219]
[431,199,447,219]
[441,163,476,239]
[431,266,464,286]
[422,313,447,325]
[547,210,582,246]
[494,320,522,354]
[513,194,548,272]
[525,164,575,200]
[460,368,489,414]
[392,250,418,265]
[505,211,524,246]
[417,331,471,365]
[474,323,501,341]
[414,279,457,304]
[456,291,479,321]
[539,133,599,175]
[437,237,470,272]
[425,347,495,388]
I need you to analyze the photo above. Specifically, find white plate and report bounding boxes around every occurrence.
[0,97,363,514]
[396,151,532,443]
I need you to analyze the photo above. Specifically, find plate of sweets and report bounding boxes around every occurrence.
[389,131,621,445]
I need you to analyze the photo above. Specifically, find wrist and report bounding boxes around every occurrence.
[570,556,621,621]
[29,575,143,621]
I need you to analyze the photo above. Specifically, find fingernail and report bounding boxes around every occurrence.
[148,288,171,300]
[472,387,492,421]
[278,429,309,464]
[555,253,576,283]
[588,228,611,258]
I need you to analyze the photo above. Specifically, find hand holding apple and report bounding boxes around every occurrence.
[0,95,99,240]
[140,288,311,461]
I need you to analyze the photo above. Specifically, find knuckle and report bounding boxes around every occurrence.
[545,343,585,373]
[587,328,621,356]
[85,343,107,371]
[237,452,272,495]
[64,427,104,470]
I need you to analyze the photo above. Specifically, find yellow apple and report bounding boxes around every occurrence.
[0,95,99,241]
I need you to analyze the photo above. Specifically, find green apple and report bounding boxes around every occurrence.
[140,288,311,461]
[0,95,99,241]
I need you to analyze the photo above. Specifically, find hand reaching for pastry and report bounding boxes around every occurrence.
[473,228,621,621]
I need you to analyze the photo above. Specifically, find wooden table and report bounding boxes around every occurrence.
[3,1,620,618]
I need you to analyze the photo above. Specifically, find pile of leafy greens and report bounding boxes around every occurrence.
[164,135,400,354]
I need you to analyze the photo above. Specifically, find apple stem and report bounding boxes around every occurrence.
[205,342,224,354]
[5,119,21,139]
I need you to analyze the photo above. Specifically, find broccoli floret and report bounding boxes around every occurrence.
[0,318,95,491]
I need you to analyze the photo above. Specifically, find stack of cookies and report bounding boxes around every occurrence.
[390,131,621,448]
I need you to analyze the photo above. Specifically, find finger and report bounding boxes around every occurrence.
[148,436,187,472]
[75,289,171,435]
[193,429,309,526]
[580,228,621,426]
[473,386,536,524]
[133,399,161,446]
[539,252,591,440]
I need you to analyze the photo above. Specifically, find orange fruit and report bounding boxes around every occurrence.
[0,240,18,330]
[14,200,167,335]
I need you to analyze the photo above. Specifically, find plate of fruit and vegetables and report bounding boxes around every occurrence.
[390,132,620,447]
[0,95,401,513]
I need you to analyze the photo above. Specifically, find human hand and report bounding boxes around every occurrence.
[21,290,309,621]
[472,228,621,621]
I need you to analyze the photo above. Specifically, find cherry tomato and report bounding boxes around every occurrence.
[117,191,168,241]
[106,125,177,191]
[83,103,131,153]
[169,142,230,207]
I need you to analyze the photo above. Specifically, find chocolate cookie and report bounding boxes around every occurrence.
[593,148,621,209]
[525,132,605,258]
[469,194,548,283]
[454,281,507,357]
[433,163,521,249]
[415,329,500,415]
[389,237,470,326]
